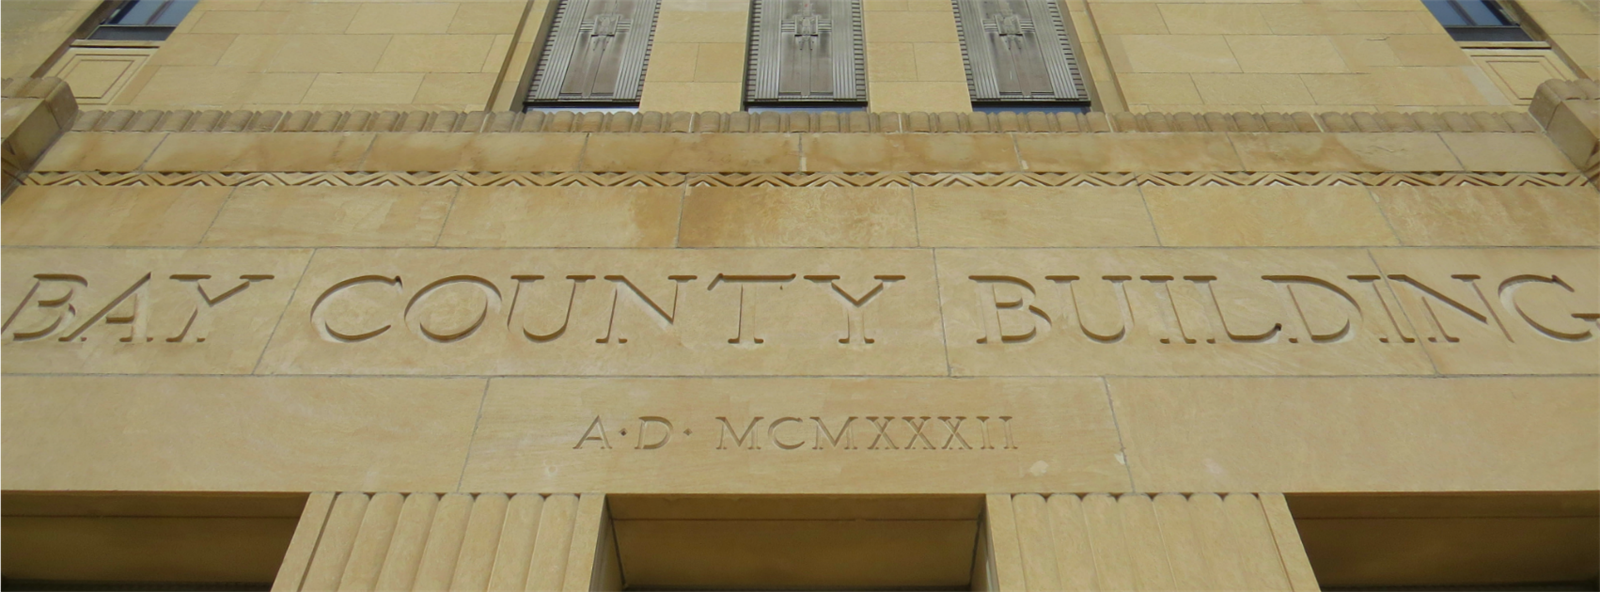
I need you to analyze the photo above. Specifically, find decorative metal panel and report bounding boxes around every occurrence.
[748,0,865,103]
[527,0,660,104]
[952,0,1086,102]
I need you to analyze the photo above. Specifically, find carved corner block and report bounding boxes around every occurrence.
[1,77,79,198]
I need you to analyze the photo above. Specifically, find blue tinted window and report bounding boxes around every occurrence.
[1423,0,1517,26]
[105,0,197,26]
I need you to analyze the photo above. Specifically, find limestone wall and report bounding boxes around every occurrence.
[14,0,1593,113]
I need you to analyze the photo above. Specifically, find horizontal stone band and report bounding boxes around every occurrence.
[24,171,1590,188]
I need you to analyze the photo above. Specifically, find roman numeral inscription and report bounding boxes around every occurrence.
[461,377,1122,493]
[4,249,1593,376]
[570,415,1018,451]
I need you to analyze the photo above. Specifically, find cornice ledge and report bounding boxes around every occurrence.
[62,107,1543,135]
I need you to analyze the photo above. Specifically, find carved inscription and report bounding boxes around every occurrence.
[10,249,1592,376]
[305,272,903,346]
[572,415,1019,451]
[4,273,275,344]
[966,271,1597,346]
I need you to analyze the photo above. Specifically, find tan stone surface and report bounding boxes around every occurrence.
[936,248,1437,376]
[0,376,486,491]
[1438,132,1578,173]
[256,249,946,376]
[1369,248,1600,375]
[804,134,1020,173]
[613,519,978,589]
[1226,35,1350,73]
[2,186,230,247]
[460,377,1130,493]
[439,187,681,248]
[2,248,311,374]
[1015,133,1243,172]
[863,81,974,113]
[33,133,166,172]
[144,133,374,172]
[361,133,586,172]
[1109,377,1600,492]
[679,187,918,247]
[1229,133,1462,172]
[202,186,455,247]
[1142,186,1398,247]
[913,187,1159,247]
[1371,186,1600,247]
[1110,35,1241,73]
[1,516,298,583]
[582,134,801,173]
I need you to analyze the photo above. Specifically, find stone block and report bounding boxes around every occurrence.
[1110,35,1241,73]
[253,249,947,376]
[144,132,374,172]
[1158,4,1271,35]
[1371,186,1599,247]
[1368,247,1599,375]
[459,377,1130,493]
[936,248,1437,376]
[347,3,460,34]
[679,186,917,247]
[1229,132,1461,172]
[1014,133,1243,172]
[1191,73,1315,106]
[864,81,972,114]
[449,2,526,34]
[0,376,485,491]
[362,132,585,172]
[1226,35,1350,74]
[1090,4,1168,35]
[804,133,1019,172]
[1118,73,1202,106]
[2,186,229,246]
[33,132,165,172]
[581,133,800,172]
[376,35,497,73]
[265,35,392,73]
[864,10,959,43]
[202,186,455,247]
[1,248,313,374]
[1439,132,1578,173]
[1109,377,1600,492]
[1141,186,1398,247]
[438,187,681,248]
[302,73,425,105]
[912,187,1159,247]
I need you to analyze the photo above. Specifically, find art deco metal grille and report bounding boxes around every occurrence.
[952,0,1087,102]
[527,0,660,104]
[747,0,866,104]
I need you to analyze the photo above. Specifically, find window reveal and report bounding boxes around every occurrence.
[952,0,1087,103]
[747,0,866,104]
[527,0,661,105]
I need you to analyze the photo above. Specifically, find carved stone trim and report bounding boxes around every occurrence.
[24,171,1589,188]
[59,106,1546,134]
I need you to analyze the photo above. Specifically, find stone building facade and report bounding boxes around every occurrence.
[1,0,1597,590]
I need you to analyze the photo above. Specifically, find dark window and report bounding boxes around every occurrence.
[525,0,661,107]
[87,0,198,41]
[745,0,867,109]
[952,0,1089,105]
[1423,0,1533,42]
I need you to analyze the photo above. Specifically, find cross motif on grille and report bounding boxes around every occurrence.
[982,5,1035,40]
[579,12,630,38]
[780,1,832,50]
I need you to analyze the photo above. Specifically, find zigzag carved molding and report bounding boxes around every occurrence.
[23,171,1591,188]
